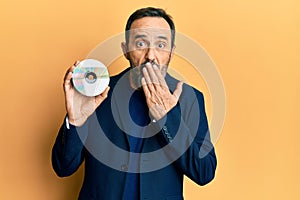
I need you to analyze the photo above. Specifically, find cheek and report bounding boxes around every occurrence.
[157,51,172,64]
[129,51,146,65]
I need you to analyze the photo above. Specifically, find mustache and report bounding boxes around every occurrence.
[131,61,159,75]
[132,61,169,77]
[139,60,159,69]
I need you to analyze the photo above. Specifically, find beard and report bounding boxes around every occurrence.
[129,61,149,90]
[129,56,171,90]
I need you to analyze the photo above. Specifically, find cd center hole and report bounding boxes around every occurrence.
[88,75,94,80]
[85,72,97,84]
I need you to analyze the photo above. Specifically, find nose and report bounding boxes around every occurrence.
[145,47,156,61]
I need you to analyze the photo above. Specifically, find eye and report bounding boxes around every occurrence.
[136,41,147,48]
[157,42,166,49]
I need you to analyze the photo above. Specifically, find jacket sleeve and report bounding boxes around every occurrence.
[155,88,217,186]
[51,117,89,177]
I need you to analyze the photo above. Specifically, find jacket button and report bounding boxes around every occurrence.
[121,164,128,172]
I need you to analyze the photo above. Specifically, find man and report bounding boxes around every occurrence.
[52,7,217,200]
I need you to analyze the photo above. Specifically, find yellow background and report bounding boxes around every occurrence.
[0,0,299,199]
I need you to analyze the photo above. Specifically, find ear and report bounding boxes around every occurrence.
[121,42,130,60]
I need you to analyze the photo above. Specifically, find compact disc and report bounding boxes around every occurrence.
[72,59,110,97]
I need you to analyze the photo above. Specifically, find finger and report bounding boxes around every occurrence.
[65,60,78,75]
[64,71,72,84]
[64,66,76,90]
[173,81,183,100]
[142,66,151,83]
[141,77,151,98]
[73,60,80,66]
[64,60,80,93]
[70,65,76,72]
[64,64,76,81]
[64,70,73,82]
[65,60,79,80]
[63,73,73,92]
[153,65,168,88]
[142,67,155,92]
[100,86,110,98]
[146,63,159,85]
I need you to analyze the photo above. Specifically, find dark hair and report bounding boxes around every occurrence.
[125,7,175,47]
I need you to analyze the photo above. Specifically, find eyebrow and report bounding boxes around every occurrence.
[134,34,147,39]
[157,35,168,41]
[133,34,169,41]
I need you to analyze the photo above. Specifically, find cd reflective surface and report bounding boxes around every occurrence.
[72,59,110,96]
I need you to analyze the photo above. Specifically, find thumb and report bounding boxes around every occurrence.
[173,81,183,100]
[95,86,110,106]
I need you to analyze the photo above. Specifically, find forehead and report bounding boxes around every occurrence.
[130,17,170,30]
[129,17,171,39]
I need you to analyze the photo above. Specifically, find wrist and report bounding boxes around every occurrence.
[68,115,87,127]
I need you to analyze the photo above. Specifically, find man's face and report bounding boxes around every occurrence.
[122,17,174,88]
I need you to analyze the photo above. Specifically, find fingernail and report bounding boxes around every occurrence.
[74,61,80,66]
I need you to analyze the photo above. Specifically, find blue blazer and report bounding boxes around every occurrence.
[52,68,217,200]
